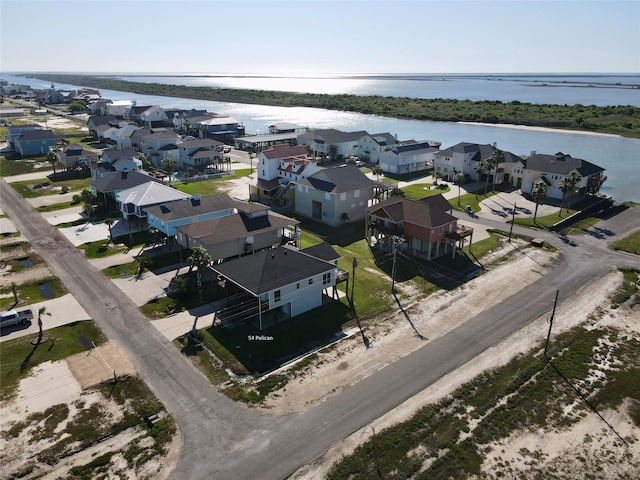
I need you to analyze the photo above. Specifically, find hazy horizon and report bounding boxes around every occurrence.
[2,1,638,75]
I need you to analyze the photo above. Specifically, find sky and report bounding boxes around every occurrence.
[1,0,639,74]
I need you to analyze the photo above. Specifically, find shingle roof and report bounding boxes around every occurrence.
[366,195,456,229]
[295,165,374,193]
[91,170,161,193]
[178,211,298,248]
[102,148,137,162]
[523,152,605,176]
[213,245,333,295]
[145,193,262,221]
[262,144,308,159]
[17,130,57,141]
[301,242,340,262]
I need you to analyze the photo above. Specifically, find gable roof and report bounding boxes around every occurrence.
[295,165,374,193]
[116,181,190,207]
[435,142,496,161]
[262,144,308,159]
[16,130,57,142]
[102,148,137,162]
[524,152,605,176]
[91,170,161,193]
[178,211,298,248]
[313,130,368,144]
[213,245,333,295]
[145,193,253,221]
[366,195,456,229]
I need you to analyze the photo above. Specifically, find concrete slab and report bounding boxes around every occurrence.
[0,216,18,234]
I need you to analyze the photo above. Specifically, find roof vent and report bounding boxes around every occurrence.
[271,253,275,259]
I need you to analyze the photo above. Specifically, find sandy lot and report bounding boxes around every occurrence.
[287,265,640,479]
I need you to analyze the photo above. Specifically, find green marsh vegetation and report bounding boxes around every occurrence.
[33,74,640,138]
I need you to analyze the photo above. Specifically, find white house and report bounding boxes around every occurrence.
[378,141,439,174]
[140,131,181,168]
[519,151,606,201]
[212,245,339,328]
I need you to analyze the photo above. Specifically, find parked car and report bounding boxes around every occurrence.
[0,308,34,329]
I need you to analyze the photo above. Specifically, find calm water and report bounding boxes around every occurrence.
[117,73,640,107]
[4,73,639,202]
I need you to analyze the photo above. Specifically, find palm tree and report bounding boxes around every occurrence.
[187,247,212,303]
[328,144,338,162]
[36,307,49,344]
[371,164,383,182]
[433,171,442,185]
[169,275,190,299]
[487,149,504,192]
[558,171,582,217]
[135,254,153,278]
[45,150,58,176]
[161,158,176,174]
[473,160,487,199]
[454,173,466,205]
[531,179,548,223]
[104,217,114,244]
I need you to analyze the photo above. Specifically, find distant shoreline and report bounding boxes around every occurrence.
[456,121,622,138]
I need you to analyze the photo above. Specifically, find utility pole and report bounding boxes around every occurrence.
[391,236,399,293]
[544,289,559,357]
[509,202,517,242]
[351,257,358,304]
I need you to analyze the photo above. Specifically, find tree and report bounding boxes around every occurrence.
[371,164,383,181]
[433,171,442,185]
[104,217,115,244]
[45,150,58,176]
[454,173,466,205]
[169,275,190,299]
[390,186,405,197]
[83,202,95,219]
[138,153,153,172]
[187,247,212,304]
[328,144,338,162]
[531,179,548,223]
[473,160,488,199]
[486,149,504,193]
[248,152,254,174]
[558,171,582,217]
[162,158,176,174]
[135,254,153,278]
[36,307,50,345]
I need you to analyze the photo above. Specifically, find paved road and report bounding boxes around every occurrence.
[2,175,639,480]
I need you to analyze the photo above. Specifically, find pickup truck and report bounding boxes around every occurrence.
[0,308,34,328]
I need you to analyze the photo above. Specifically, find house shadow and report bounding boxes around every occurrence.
[205,300,353,377]
[370,245,482,291]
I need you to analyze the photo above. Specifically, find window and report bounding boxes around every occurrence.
[323,272,331,285]
[296,283,300,289]
[438,226,444,234]
[340,193,347,201]
[308,278,313,285]
[274,290,281,302]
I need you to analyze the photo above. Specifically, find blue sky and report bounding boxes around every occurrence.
[1,0,638,74]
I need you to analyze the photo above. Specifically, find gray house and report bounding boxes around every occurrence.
[293,165,376,226]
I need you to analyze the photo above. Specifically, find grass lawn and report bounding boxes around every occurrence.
[0,320,106,401]
[0,157,45,176]
[36,199,82,213]
[9,173,93,198]
[452,191,500,212]
[0,277,68,310]
[77,240,128,259]
[402,183,450,199]
[610,229,640,256]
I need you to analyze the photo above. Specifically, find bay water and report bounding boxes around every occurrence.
[4,73,639,202]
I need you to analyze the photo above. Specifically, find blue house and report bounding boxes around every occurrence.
[14,130,57,156]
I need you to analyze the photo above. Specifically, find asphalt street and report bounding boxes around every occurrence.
[2,175,639,480]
